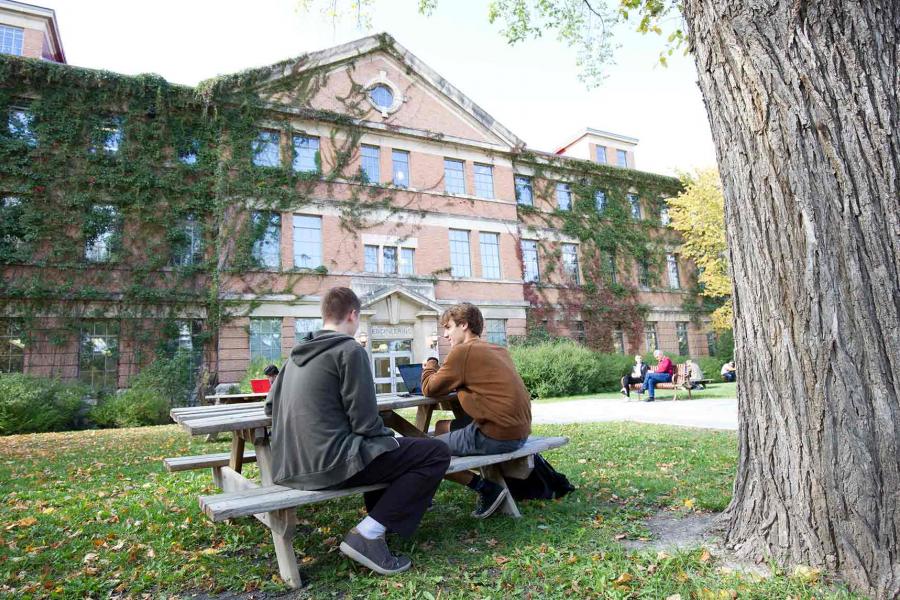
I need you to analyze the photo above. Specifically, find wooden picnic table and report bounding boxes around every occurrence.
[203,392,268,405]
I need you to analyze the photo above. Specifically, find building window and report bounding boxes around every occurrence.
[84,204,121,263]
[7,107,35,146]
[293,215,322,269]
[667,254,681,289]
[444,159,466,195]
[1,196,23,256]
[360,144,380,183]
[250,318,281,363]
[515,175,533,206]
[252,130,281,167]
[617,149,628,168]
[485,319,507,346]
[604,252,617,284]
[613,330,625,354]
[400,247,415,275]
[479,232,501,279]
[251,211,281,269]
[295,317,323,343]
[595,145,607,164]
[91,117,124,155]
[644,323,659,353]
[572,321,586,343]
[0,319,24,373]
[706,332,718,356]
[677,322,690,356]
[392,149,410,188]
[171,214,202,266]
[562,243,580,284]
[364,245,378,273]
[292,135,320,174]
[178,139,199,165]
[521,240,540,283]
[369,84,394,111]
[638,259,652,290]
[0,25,24,56]
[628,194,642,220]
[79,321,119,390]
[660,205,671,226]
[383,246,398,274]
[449,229,471,277]
[473,164,494,199]
[595,190,607,213]
[556,182,572,211]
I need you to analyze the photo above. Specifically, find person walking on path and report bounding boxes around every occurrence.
[620,354,650,398]
[265,287,450,576]
[640,349,675,402]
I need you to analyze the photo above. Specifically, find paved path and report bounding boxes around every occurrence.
[531,397,738,430]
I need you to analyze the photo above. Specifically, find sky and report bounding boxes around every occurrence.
[50,0,717,176]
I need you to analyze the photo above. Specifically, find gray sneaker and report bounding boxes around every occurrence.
[339,528,412,575]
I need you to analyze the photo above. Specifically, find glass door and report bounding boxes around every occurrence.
[370,339,413,394]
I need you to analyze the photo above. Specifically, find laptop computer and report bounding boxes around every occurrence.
[396,363,423,396]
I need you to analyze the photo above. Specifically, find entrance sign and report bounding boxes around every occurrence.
[370,325,414,339]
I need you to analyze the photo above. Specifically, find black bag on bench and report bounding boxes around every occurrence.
[505,454,576,501]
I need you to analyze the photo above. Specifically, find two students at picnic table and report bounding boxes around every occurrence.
[264,287,533,576]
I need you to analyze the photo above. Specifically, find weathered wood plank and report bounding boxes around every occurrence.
[163,451,258,472]
[200,436,568,520]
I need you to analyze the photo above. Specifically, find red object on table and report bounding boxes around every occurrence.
[250,379,271,393]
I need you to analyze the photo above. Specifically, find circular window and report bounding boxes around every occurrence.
[369,84,395,111]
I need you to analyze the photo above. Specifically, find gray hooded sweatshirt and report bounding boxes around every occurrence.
[264,330,398,490]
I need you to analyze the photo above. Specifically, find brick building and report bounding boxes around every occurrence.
[0,0,65,63]
[1,32,711,394]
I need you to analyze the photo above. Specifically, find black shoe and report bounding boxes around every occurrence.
[472,481,509,519]
[645,397,655,402]
[340,528,412,575]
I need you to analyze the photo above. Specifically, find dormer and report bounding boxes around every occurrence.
[0,0,66,63]
[555,127,638,169]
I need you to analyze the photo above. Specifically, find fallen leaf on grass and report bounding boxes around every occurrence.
[665,595,682,600]
[493,555,511,565]
[792,564,821,583]
[83,553,98,564]
[683,498,696,509]
[657,551,671,560]
[613,573,633,586]
[699,548,712,562]
[614,533,627,540]
[6,517,37,530]
[566,555,577,564]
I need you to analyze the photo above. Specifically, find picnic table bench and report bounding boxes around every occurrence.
[165,395,568,588]
[628,363,696,401]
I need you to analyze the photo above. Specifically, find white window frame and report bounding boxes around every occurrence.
[515,175,533,206]
[295,317,323,342]
[360,144,380,183]
[616,149,628,168]
[562,243,580,285]
[556,182,572,211]
[292,134,320,174]
[84,204,120,263]
[449,229,471,277]
[521,239,540,283]
[596,145,607,164]
[444,159,466,195]
[392,149,410,188]
[485,319,507,346]
[172,213,202,266]
[479,232,501,279]
[473,163,494,199]
[293,215,322,269]
[252,130,281,168]
[250,317,282,363]
[251,211,281,269]
[666,254,681,289]
[0,25,24,56]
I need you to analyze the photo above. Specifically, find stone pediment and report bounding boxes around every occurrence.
[360,285,443,319]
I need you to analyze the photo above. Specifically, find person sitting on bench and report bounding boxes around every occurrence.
[421,302,532,519]
[265,287,450,576]
[639,349,675,402]
[620,354,649,398]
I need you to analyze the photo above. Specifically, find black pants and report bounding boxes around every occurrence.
[338,437,450,538]
[621,375,642,396]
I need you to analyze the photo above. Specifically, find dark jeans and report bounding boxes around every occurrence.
[621,375,643,397]
[337,437,450,538]
[722,372,736,383]
[641,372,672,398]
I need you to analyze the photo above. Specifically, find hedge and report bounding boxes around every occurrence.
[0,373,87,435]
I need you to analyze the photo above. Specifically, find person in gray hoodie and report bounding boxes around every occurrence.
[265,287,450,576]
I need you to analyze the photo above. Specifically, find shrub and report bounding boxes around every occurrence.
[90,352,196,428]
[510,341,633,399]
[0,374,88,435]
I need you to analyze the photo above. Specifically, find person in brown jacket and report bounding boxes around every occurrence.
[421,302,532,519]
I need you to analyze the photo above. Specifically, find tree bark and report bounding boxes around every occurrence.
[681,1,900,597]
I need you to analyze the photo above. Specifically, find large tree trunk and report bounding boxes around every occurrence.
[681,1,900,597]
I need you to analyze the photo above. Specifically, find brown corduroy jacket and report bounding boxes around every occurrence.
[421,338,532,440]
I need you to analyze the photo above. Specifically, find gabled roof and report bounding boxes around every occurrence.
[555,127,639,155]
[215,33,526,151]
[360,284,443,314]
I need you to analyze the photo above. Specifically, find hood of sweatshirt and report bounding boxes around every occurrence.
[290,330,357,367]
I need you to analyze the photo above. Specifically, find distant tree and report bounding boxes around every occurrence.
[666,168,732,332]
[300,1,900,597]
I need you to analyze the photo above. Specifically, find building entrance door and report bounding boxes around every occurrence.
[370,339,413,394]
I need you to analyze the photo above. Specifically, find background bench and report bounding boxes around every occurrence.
[628,363,694,401]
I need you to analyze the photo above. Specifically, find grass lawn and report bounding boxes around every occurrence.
[0,421,857,598]
[535,382,738,404]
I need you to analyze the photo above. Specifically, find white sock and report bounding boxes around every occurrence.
[356,516,386,540]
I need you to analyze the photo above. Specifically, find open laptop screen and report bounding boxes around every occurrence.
[396,363,423,395]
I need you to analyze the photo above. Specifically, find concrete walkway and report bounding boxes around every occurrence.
[531,397,738,430]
